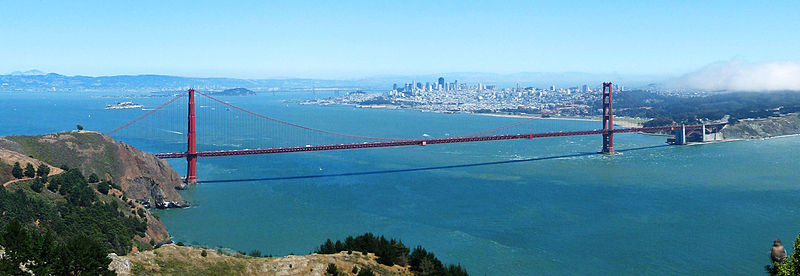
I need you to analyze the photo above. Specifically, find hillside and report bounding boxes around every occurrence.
[0,131,185,207]
[112,244,413,276]
[722,113,800,139]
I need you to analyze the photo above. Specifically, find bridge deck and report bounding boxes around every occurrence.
[153,124,723,159]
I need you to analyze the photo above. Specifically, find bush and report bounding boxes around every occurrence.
[352,266,358,274]
[326,263,339,275]
[88,173,100,183]
[47,181,59,192]
[97,181,111,195]
[248,249,262,257]
[201,250,208,257]
[31,178,44,193]
[12,162,23,179]
[24,163,36,178]
[356,267,374,276]
[176,241,185,246]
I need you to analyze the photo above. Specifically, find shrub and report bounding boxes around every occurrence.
[176,241,185,246]
[201,250,208,257]
[326,263,339,275]
[356,267,374,276]
[249,249,262,257]
[352,266,359,274]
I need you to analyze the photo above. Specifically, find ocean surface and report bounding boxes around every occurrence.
[2,91,799,275]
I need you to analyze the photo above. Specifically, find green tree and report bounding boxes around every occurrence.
[97,180,111,195]
[52,236,114,276]
[76,124,84,130]
[36,163,50,177]
[88,173,100,183]
[11,162,23,179]
[24,163,36,178]
[31,177,44,193]
[201,250,208,257]
[47,181,59,192]
[249,249,262,257]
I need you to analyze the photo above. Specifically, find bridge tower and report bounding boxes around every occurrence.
[186,89,197,183]
[601,82,615,154]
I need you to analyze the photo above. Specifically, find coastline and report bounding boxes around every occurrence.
[461,112,644,128]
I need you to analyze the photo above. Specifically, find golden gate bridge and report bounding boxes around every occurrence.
[105,83,724,183]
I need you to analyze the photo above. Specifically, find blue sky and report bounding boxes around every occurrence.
[1,1,798,79]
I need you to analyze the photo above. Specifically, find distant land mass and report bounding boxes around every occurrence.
[208,87,256,96]
[0,70,663,92]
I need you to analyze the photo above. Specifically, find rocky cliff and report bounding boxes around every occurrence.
[0,131,185,206]
[722,113,800,139]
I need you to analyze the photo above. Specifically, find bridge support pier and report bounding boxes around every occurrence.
[186,89,197,184]
[600,82,615,154]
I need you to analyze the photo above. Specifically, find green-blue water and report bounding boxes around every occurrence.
[2,91,799,275]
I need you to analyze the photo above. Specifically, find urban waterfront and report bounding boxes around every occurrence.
[2,91,799,275]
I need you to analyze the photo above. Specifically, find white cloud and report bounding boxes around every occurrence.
[669,60,800,92]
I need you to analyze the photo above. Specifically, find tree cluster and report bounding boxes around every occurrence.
[0,169,147,256]
[0,219,114,275]
[316,233,468,276]
[9,162,51,184]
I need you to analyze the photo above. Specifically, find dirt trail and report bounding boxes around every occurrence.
[0,148,63,186]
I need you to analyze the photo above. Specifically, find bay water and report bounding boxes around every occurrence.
[2,91,799,275]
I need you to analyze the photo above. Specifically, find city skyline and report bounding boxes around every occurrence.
[1,1,798,80]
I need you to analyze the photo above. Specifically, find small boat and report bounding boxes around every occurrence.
[106,102,144,110]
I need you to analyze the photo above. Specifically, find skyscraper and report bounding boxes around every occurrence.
[438,77,445,90]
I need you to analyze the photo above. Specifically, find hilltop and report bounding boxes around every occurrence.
[0,131,185,208]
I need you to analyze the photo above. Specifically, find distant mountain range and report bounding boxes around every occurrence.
[0,70,663,92]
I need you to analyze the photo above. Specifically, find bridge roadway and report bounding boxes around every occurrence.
[153,124,724,159]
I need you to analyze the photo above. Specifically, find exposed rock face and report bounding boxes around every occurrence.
[1,131,185,206]
[0,131,186,244]
[722,113,800,139]
[108,253,132,275]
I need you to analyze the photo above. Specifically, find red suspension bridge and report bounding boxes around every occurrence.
[105,83,724,183]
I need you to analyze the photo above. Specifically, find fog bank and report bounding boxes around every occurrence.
[668,60,800,92]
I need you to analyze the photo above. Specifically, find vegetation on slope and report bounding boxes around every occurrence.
[317,233,469,276]
[2,131,185,208]
[0,165,155,274]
